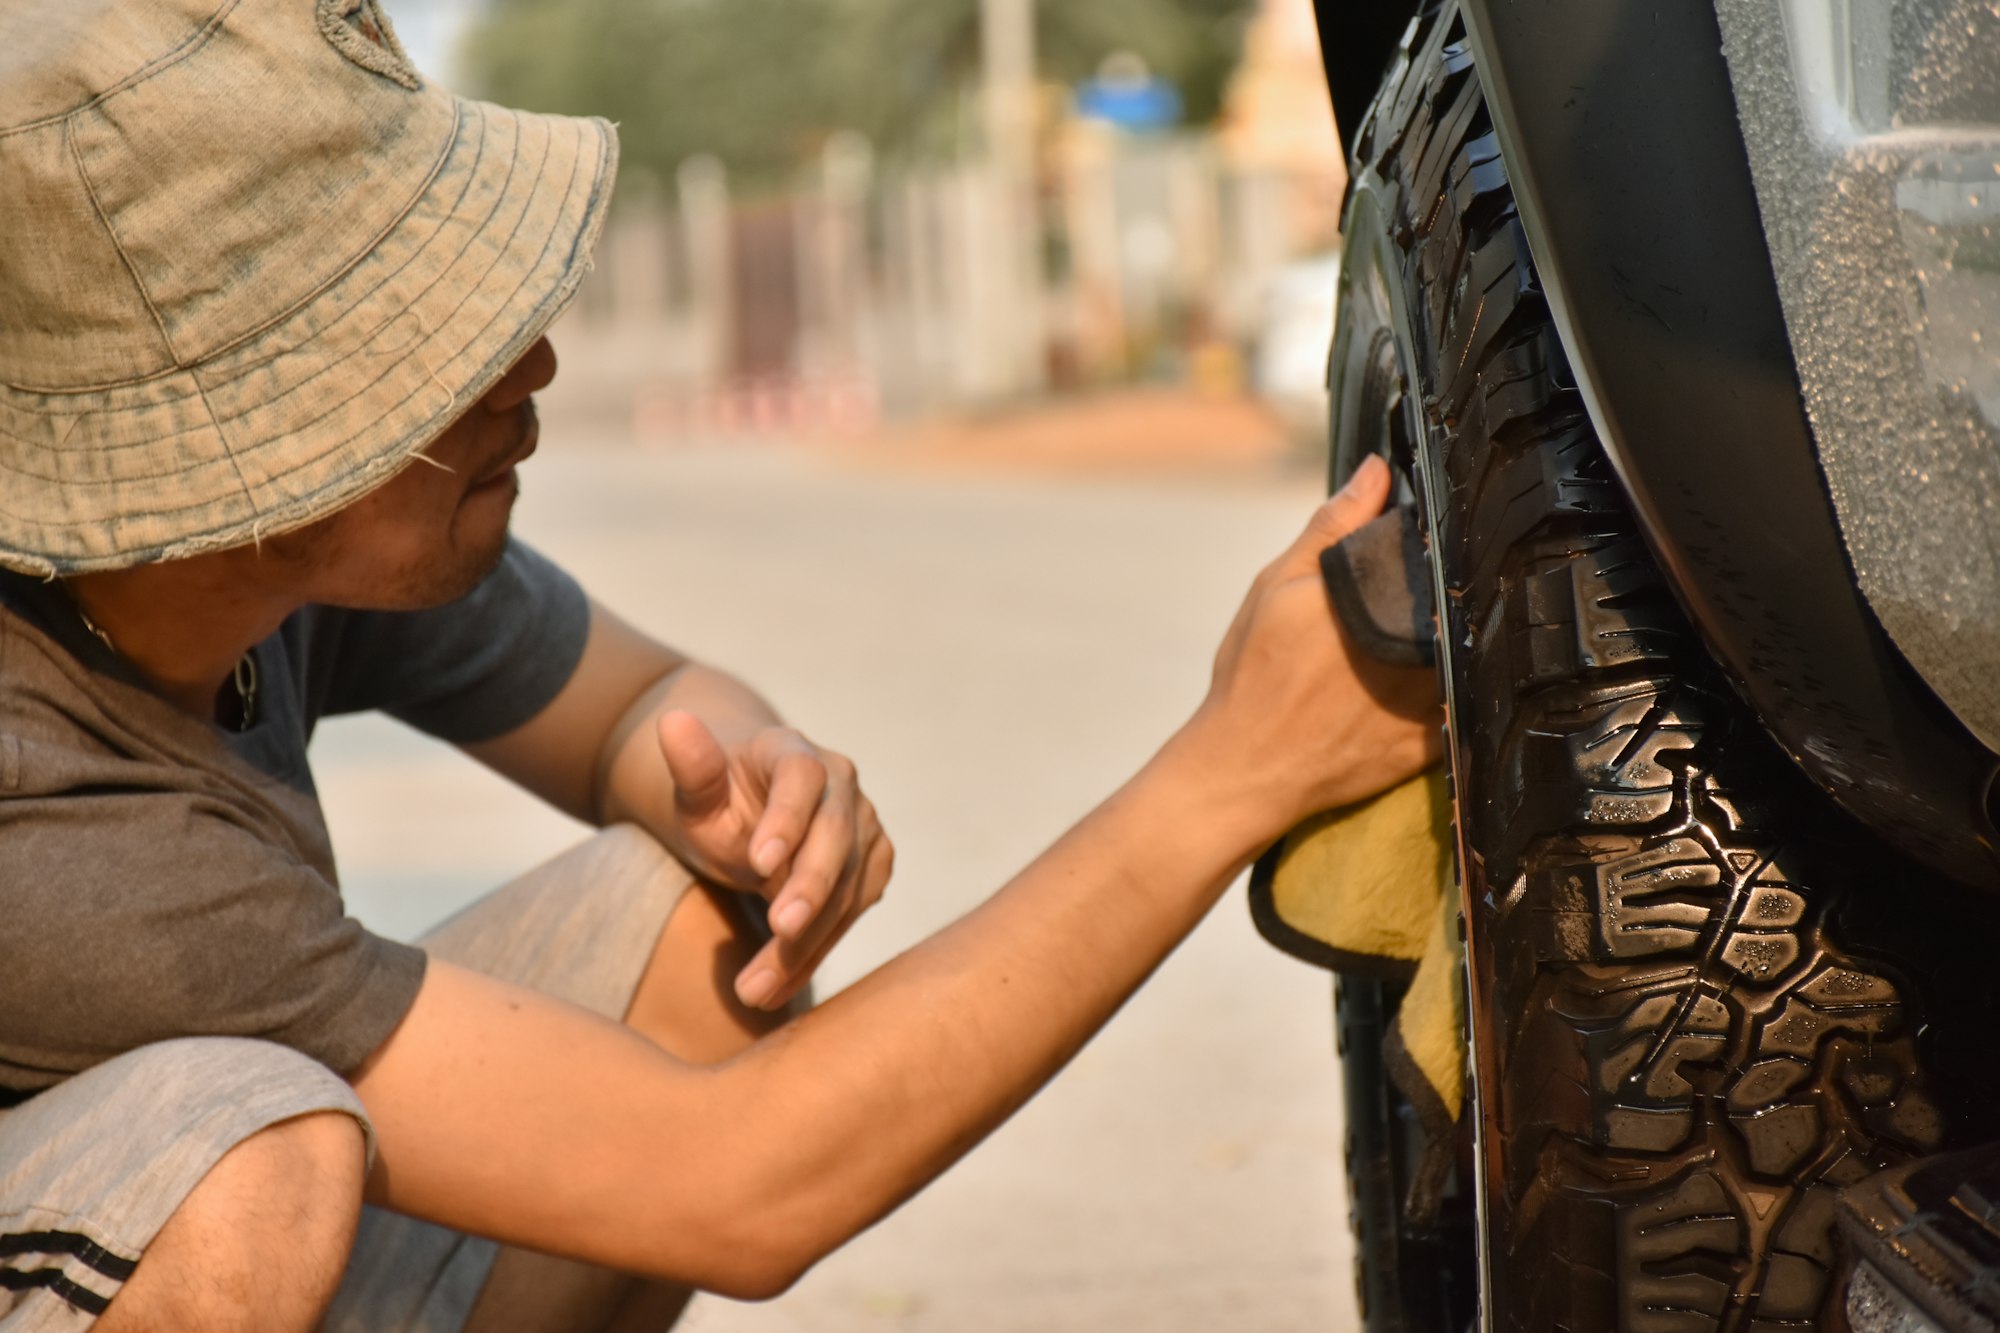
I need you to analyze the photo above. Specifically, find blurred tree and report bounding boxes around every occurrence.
[463,0,848,189]
[461,0,1256,192]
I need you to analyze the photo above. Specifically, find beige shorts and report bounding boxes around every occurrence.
[0,827,694,1332]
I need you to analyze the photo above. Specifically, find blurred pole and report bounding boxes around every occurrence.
[1059,123,1126,380]
[678,154,734,388]
[980,0,1046,400]
[817,131,875,376]
[608,170,668,329]
[885,176,946,413]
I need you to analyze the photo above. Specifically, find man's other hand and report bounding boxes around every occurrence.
[462,603,893,1013]
[656,716,893,1010]
[1179,454,1445,844]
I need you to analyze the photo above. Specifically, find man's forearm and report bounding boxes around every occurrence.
[678,722,1272,1284]
[353,722,1273,1298]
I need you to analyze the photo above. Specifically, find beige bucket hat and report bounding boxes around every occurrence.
[0,0,618,575]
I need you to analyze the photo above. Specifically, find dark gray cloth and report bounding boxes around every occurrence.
[0,540,591,1096]
[1318,505,1436,668]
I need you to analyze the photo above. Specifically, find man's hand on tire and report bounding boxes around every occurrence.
[1177,454,1445,845]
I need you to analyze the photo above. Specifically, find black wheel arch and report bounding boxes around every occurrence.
[1312,1,1423,154]
[1319,0,2000,888]
[1393,0,2000,891]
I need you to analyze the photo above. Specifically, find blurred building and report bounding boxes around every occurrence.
[1221,0,1346,182]
[1219,0,1347,248]
[1219,0,1348,445]
[547,0,1351,442]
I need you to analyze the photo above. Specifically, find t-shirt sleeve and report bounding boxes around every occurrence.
[0,782,426,1085]
[312,538,592,744]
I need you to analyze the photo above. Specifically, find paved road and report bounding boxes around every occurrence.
[311,439,1359,1332]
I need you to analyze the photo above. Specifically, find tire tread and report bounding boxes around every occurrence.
[1362,6,1945,1329]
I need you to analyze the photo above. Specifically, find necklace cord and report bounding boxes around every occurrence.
[60,582,258,732]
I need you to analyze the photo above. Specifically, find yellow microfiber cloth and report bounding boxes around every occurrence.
[1252,767,1465,1219]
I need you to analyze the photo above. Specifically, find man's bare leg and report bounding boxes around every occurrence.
[96,1111,367,1333]
[462,879,794,1333]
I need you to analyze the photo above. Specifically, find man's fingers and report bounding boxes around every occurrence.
[739,906,859,1010]
[860,827,894,908]
[735,909,838,1010]
[765,912,857,1011]
[656,712,731,820]
[735,824,890,1011]
[1293,453,1393,562]
[776,835,892,1006]
[747,746,829,880]
[765,776,858,940]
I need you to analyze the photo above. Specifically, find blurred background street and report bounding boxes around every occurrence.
[319,1,1366,1327]
[390,0,1348,451]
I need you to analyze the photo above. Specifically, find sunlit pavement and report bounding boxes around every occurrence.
[312,434,1358,1332]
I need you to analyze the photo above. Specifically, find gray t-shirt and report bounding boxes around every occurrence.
[0,539,590,1099]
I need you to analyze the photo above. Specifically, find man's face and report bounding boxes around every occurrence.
[258,337,559,611]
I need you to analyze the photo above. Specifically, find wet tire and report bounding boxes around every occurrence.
[1333,5,1962,1329]
[1331,971,1478,1333]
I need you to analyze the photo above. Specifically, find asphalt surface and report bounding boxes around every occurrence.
[311,437,1359,1332]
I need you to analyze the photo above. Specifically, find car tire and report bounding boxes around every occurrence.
[1329,5,1964,1329]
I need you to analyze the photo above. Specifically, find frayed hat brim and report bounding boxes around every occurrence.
[0,93,617,574]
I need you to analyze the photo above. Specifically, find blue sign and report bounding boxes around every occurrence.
[1076,78,1184,132]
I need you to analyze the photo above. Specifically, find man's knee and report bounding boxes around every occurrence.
[625,879,802,1065]
[97,1110,367,1333]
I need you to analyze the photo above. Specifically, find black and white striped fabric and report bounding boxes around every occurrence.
[0,1038,368,1330]
[0,1231,136,1317]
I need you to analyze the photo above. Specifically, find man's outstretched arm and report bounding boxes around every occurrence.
[352,457,1438,1299]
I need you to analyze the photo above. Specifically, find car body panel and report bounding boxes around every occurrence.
[1712,0,2000,757]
